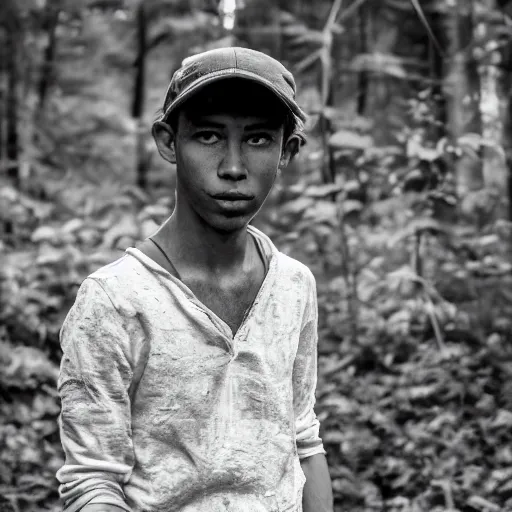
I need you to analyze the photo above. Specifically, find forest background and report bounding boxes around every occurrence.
[1,0,512,511]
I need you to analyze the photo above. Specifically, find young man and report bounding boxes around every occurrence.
[56,47,333,512]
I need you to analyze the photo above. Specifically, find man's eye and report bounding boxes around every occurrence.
[196,132,220,144]
[247,135,272,146]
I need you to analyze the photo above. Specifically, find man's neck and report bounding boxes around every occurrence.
[154,205,251,276]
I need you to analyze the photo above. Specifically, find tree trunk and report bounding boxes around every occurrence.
[505,51,512,221]
[0,28,5,165]
[357,2,368,115]
[444,2,483,197]
[427,9,447,142]
[495,0,512,219]
[478,65,508,191]
[133,1,147,190]
[37,0,60,112]
[474,0,509,203]
[6,21,19,186]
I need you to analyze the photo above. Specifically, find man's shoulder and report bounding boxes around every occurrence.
[276,250,314,280]
[85,250,149,300]
[89,251,143,281]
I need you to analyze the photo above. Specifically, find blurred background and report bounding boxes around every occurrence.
[1,0,512,511]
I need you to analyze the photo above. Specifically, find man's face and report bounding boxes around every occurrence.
[155,80,293,233]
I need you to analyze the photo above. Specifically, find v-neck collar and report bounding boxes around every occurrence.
[125,226,278,345]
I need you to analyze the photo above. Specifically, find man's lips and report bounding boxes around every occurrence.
[210,192,255,200]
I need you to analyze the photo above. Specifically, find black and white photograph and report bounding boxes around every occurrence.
[1,1,512,511]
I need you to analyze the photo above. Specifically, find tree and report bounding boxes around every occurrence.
[37,0,61,113]
[0,0,22,186]
[133,1,148,190]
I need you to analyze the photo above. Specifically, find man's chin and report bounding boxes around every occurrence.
[206,212,253,234]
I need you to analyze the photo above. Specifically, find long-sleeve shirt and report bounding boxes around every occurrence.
[56,225,326,512]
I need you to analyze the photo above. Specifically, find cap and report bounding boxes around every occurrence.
[157,47,306,125]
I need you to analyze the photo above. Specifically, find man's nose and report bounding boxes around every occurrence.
[218,142,247,181]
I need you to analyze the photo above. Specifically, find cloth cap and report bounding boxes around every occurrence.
[158,47,306,125]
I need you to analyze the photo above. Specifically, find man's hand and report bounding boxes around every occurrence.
[81,505,128,512]
[300,453,334,512]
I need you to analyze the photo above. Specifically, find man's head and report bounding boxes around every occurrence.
[152,47,307,233]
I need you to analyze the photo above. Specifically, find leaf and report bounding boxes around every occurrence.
[386,309,412,337]
[357,268,381,302]
[36,246,68,266]
[322,355,355,378]
[279,10,298,25]
[427,411,457,432]
[303,200,338,224]
[61,218,85,234]
[457,132,483,152]
[406,137,440,161]
[387,218,452,247]
[457,132,507,159]
[279,196,315,216]
[467,496,500,512]
[0,341,59,389]
[140,219,159,240]
[322,394,356,414]
[492,409,512,428]
[322,430,345,444]
[32,394,61,419]
[102,215,140,248]
[282,23,310,38]
[350,52,409,78]
[305,183,344,198]
[344,180,361,194]
[285,25,324,48]
[329,464,357,481]
[407,384,438,400]
[342,200,364,215]
[31,226,59,244]
[329,130,373,150]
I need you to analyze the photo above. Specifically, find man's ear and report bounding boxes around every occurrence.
[152,121,176,164]
[279,136,300,169]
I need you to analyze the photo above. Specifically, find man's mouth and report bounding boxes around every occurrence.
[210,191,255,200]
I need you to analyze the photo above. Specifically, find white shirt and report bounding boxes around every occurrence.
[56,226,326,512]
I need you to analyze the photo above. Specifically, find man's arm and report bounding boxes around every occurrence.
[57,278,136,512]
[300,453,334,512]
[293,269,333,512]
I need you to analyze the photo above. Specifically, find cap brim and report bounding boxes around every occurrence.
[160,69,307,125]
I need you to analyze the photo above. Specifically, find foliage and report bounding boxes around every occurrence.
[2,149,512,511]
[1,0,512,512]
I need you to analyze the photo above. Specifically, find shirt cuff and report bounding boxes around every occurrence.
[62,489,132,512]
[86,491,133,511]
[297,443,327,460]
[296,413,326,461]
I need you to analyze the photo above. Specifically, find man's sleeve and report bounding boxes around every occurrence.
[56,278,136,512]
[292,269,327,460]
